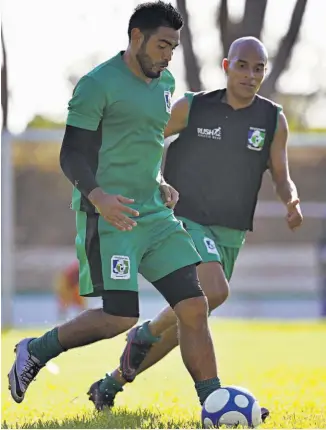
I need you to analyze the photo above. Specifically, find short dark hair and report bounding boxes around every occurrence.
[128,1,183,40]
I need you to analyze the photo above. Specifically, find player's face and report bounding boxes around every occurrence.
[136,26,180,78]
[225,45,267,99]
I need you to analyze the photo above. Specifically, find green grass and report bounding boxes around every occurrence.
[2,320,326,429]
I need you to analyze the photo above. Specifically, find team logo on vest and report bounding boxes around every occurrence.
[247,127,266,151]
[164,90,172,114]
[197,127,221,140]
[111,255,130,280]
[203,237,218,255]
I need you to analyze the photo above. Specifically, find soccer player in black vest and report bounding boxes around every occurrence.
[88,37,303,417]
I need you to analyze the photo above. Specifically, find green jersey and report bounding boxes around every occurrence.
[66,51,175,216]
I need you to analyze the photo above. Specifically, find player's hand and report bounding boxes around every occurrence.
[88,188,139,231]
[286,198,303,231]
[160,182,179,209]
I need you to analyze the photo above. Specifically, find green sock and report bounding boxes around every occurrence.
[136,320,160,343]
[28,327,66,365]
[195,377,221,405]
[99,374,124,394]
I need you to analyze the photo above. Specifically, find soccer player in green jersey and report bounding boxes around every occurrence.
[8,1,222,411]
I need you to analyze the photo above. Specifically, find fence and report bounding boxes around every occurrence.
[1,129,326,325]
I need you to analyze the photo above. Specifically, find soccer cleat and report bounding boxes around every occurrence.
[8,338,44,403]
[87,380,119,411]
[261,407,270,422]
[119,325,153,382]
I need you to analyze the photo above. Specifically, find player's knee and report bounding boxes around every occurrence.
[206,282,229,311]
[174,296,209,327]
[198,262,230,311]
[153,264,205,310]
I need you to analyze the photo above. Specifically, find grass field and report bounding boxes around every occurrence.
[2,320,326,429]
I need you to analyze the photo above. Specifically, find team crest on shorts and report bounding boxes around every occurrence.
[164,90,172,114]
[111,255,130,280]
[203,237,218,255]
[247,127,266,151]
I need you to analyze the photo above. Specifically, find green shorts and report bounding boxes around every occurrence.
[177,217,245,281]
[75,210,201,296]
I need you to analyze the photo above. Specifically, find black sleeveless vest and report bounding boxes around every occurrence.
[164,89,280,231]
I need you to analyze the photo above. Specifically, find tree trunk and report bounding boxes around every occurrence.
[176,0,202,91]
[260,0,308,98]
[218,0,268,58]
[1,25,8,131]
[241,0,268,41]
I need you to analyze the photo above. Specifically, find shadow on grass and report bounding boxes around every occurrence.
[2,406,201,429]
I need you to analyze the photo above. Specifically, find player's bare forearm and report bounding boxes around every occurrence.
[274,176,303,229]
[159,170,179,208]
[274,178,299,206]
[269,111,300,206]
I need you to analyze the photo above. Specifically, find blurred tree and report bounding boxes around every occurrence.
[175,0,202,91]
[1,25,8,131]
[176,0,308,98]
[27,115,65,129]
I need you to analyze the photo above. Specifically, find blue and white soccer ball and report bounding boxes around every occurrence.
[202,386,262,428]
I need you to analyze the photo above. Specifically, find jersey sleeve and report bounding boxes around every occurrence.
[66,75,106,131]
[163,69,176,96]
[184,91,195,109]
[274,104,283,135]
[184,91,196,127]
[170,76,176,97]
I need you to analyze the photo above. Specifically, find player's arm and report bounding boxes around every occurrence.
[60,75,105,197]
[60,126,100,197]
[269,111,298,203]
[269,110,303,230]
[164,96,190,138]
[159,97,190,207]
[60,76,138,230]
[162,95,191,171]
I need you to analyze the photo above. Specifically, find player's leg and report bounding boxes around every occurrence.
[128,260,229,374]
[125,219,221,404]
[157,265,221,402]
[144,239,237,377]
[101,222,229,399]
[8,297,138,405]
[86,289,141,410]
[112,261,228,379]
[8,212,139,404]
[100,269,221,407]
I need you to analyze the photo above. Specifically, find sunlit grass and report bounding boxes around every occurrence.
[2,320,326,428]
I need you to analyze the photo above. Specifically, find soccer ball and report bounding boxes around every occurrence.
[202,386,262,428]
